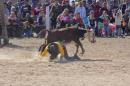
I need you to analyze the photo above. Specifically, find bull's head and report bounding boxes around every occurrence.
[87,29,96,43]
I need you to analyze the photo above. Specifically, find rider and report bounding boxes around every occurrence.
[38,41,67,61]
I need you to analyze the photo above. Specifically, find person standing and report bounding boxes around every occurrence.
[88,11,96,34]
[8,12,18,37]
[91,1,101,19]
[36,11,46,33]
[21,0,31,18]
[62,0,72,13]
[100,11,110,37]
[50,0,62,29]
[75,1,86,19]
[70,0,76,14]
[82,0,92,16]
[123,10,130,35]
[114,9,123,37]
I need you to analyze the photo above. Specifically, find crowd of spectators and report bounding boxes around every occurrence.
[3,0,130,38]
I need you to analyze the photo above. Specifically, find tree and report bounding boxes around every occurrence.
[0,1,9,46]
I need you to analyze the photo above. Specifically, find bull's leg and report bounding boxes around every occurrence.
[77,40,85,54]
[74,43,79,56]
[63,45,69,58]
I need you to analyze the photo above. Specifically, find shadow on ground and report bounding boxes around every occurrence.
[5,43,35,51]
[6,43,24,49]
[55,55,112,64]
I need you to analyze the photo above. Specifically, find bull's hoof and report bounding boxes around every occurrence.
[73,55,81,60]
[81,49,85,54]
[81,51,85,54]
[93,40,96,43]
[80,52,84,55]
[74,54,78,57]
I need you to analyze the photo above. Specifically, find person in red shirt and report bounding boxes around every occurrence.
[100,2,109,16]
[91,1,101,19]
[73,12,83,27]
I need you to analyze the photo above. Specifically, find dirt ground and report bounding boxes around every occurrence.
[0,37,130,86]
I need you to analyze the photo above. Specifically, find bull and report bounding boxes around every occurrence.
[38,27,96,57]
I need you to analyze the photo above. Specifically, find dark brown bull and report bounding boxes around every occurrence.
[39,27,96,56]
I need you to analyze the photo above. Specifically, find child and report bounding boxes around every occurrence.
[89,11,96,30]
[122,18,127,36]
[100,11,110,37]
[97,19,104,37]
[115,11,122,37]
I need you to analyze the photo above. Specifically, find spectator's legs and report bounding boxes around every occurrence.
[104,24,110,37]
[122,26,126,36]
[116,25,122,37]
[95,27,99,36]
[51,18,57,29]
[11,25,16,37]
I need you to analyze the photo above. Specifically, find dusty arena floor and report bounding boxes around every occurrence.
[0,37,130,86]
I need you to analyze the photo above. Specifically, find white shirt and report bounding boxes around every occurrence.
[75,6,86,19]
[115,16,121,25]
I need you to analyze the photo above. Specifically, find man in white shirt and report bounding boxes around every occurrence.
[74,1,86,19]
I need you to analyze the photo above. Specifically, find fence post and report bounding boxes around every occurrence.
[0,0,9,46]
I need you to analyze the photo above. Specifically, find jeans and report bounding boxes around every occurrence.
[116,25,122,37]
[23,29,32,37]
[122,26,126,35]
[104,24,110,37]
